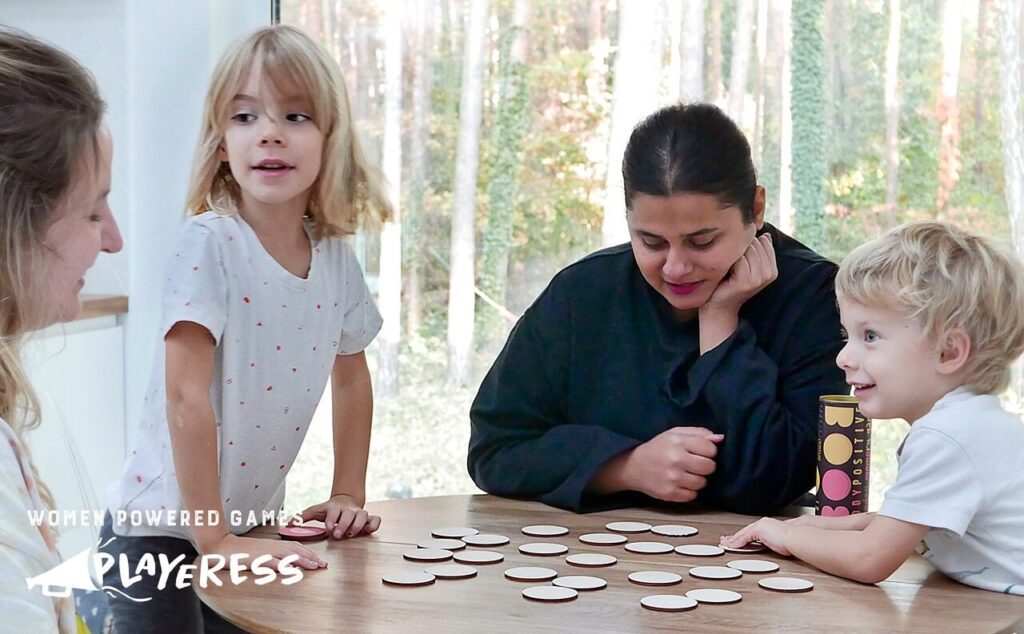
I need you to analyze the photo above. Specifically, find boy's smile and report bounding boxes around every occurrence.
[836,299,957,423]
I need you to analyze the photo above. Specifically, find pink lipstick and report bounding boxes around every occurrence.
[666,281,701,296]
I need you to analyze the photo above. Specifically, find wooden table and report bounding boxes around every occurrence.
[198,495,1023,633]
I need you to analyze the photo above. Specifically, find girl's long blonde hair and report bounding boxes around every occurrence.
[0,28,106,507]
[185,25,391,238]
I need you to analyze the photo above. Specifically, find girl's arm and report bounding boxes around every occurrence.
[300,351,381,540]
[721,514,929,584]
[166,322,327,570]
[165,321,228,553]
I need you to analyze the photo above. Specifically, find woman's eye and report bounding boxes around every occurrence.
[641,239,665,249]
[231,113,255,123]
[690,238,715,250]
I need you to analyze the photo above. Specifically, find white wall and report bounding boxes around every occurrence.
[3,0,270,553]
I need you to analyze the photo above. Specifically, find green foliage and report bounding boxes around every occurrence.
[791,0,828,252]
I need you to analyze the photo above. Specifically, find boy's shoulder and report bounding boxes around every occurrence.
[914,390,1024,446]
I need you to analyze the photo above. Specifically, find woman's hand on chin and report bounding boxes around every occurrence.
[698,233,778,352]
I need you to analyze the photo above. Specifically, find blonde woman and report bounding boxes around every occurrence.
[0,28,123,633]
[103,25,391,631]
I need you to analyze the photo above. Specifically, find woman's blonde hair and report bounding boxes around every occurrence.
[0,28,106,507]
[836,220,1024,395]
[185,25,391,238]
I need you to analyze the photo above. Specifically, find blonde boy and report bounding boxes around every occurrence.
[722,220,1024,594]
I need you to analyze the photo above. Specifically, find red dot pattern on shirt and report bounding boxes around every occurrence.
[243,296,251,303]
[240,462,247,467]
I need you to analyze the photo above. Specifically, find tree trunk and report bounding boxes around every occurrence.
[377,0,403,397]
[778,0,794,234]
[1000,0,1024,252]
[602,0,661,247]
[667,0,684,103]
[936,0,964,216]
[998,0,1024,404]
[447,0,489,387]
[728,0,756,124]
[974,0,990,130]
[680,0,706,102]
[753,0,769,171]
[710,0,723,103]
[791,0,826,251]
[884,0,902,219]
[479,0,531,349]
[406,0,434,340]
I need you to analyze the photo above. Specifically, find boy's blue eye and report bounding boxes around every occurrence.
[864,330,879,343]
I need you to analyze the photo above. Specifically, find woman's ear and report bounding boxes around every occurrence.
[753,186,766,230]
[937,327,971,375]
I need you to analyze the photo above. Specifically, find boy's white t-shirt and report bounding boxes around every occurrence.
[107,211,381,542]
[0,417,75,633]
[878,387,1024,595]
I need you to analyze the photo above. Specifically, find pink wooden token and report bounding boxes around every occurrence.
[277,524,327,542]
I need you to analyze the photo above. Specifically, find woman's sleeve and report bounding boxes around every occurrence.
[468,285,645,513]
[670,265,847,515]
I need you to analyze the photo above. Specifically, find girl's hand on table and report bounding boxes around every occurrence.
[301,494,381,539]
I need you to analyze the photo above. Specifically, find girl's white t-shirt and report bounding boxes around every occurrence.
[107,211,381,542]
[0,417,75,633]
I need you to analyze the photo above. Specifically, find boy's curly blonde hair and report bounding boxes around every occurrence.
[836,220,1024,395]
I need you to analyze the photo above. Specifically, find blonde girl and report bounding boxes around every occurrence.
[0,27,123,633]
[103,25,391,632]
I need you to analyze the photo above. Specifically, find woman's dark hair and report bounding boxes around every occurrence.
[622,103,757,223]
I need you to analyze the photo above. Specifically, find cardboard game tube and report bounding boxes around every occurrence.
[816,395,871,516]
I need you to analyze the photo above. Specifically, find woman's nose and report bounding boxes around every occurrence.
[662,247,693,279]
[102,211,123,254]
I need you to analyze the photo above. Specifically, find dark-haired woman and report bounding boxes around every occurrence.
[468,103,846,515]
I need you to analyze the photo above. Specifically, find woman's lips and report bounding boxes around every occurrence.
[666,281,702,296]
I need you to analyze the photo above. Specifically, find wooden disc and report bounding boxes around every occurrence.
[402,548,453,562]
[461,533,510,547]
[605,521,652,533]
[727,559,779,573]
[640,594,698,612]
[688,565,743,580]
[431,526,478,539]
[686,588,743,604]
[519,542,569,556]
[758,576,814,593]
[277,524,327,542]
[565,553,617,567]
[522,586,578,602]
[522,524,570,537]
[552,575,607,591]
[504,566,558,582]
[453,550,504,565]
[382,571,436,587]
[424,563,477,579]
[651,524,699,538]
[578,533,627,546]
[675,544,725,557]
[627,570,683,586]
[624,541,674,555]
[417,538,466,551]
[723,543,767,553]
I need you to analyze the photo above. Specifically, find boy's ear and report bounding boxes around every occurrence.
[937,327,971,375]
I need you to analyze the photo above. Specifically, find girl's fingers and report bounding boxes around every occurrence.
[347,510,369,537]
[332,509,357,539]
[363,515,382,534]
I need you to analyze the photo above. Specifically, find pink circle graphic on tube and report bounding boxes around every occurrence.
[815,396,871,516]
